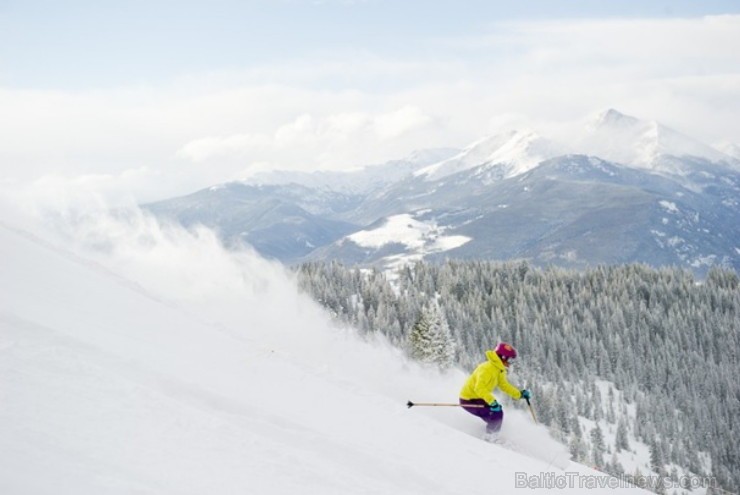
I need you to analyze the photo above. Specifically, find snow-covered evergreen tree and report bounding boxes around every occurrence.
[569,434,588,463]
[590,424,606,468]
[407,301,456,369]
[650,438,666,476]
[615,418,630,452]
[606,453,625,478]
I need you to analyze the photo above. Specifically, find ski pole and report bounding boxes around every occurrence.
[407,401,486,409]
[525,397,538,424]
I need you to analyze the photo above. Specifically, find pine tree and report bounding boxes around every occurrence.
[590,424,606,468]
[407,301,456,369]
[650,437,666,475]
[615,418,630,452]
[569,434,588,463]
[606,452,625,478]
[555,394,571,434]
[407,308,433,362]
[607,387,616,424]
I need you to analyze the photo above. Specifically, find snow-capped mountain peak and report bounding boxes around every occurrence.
[415,129,561,181]
[592,108,643,129]
[582,108,732,169]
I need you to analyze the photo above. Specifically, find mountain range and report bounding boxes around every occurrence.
[145,109,740,275]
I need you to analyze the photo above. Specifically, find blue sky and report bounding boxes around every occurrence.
[3,0,739,88]
[1,1,739,201]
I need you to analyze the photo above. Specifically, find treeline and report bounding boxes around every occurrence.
[295,261,739,492]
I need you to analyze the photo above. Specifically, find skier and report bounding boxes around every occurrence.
[459,342,531,435]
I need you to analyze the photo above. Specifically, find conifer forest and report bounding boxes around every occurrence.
[296,261,740,493]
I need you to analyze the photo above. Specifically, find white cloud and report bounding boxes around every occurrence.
[176,106,434,168]
[431,15,740,134]
[1,15,738,202]
[178,133,273,162]
[373,105,433,139]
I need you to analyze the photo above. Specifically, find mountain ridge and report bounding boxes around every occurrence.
[144,110,740,275]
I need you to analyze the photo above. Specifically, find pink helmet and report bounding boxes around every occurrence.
[494,342,518,366]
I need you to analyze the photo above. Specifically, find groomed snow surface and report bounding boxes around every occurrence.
[0,201,649,494]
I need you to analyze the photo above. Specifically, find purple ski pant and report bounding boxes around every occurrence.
[460,398,503,433]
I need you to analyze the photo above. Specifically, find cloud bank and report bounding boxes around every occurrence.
[0,15,737,202]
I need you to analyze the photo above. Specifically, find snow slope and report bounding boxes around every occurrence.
[346,213,471,269]
[0,204,649,494]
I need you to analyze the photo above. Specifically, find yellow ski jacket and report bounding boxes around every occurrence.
[459,350,522,405]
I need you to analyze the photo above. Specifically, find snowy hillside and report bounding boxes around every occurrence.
[345,213,471,270]
[0,205,650,494]
[295,260,738,494]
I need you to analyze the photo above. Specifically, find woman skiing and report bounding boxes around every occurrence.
[459,342,531,434]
